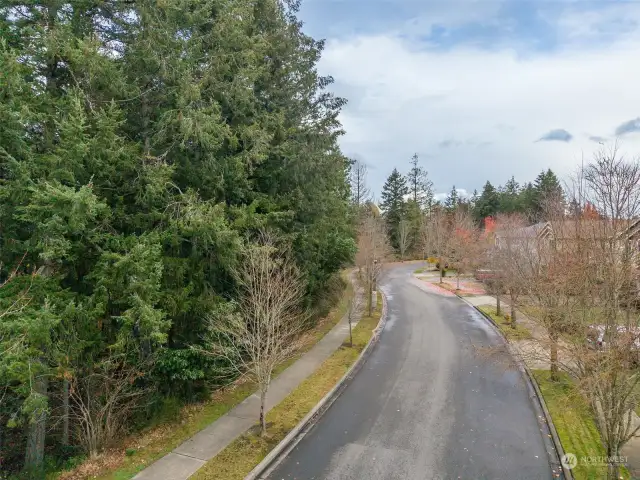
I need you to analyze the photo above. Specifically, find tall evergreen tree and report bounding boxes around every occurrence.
[445,185,459,212]
[533,169,564,219]
[406,153,434,212]
[520,181,537,216]
[474,181,500,223]
[0,1,356,474]
[498,176,521,213]
[380,168,409,250]
[469,189,479,210]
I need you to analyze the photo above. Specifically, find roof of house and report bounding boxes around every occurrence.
[497,218,640,241]
[496,221,552,239]
[550,219,636,240]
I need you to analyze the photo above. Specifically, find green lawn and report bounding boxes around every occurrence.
[533,370,630,480]
[478,305,533,340]
[57,274,354,480]
[191,293,384,480]
[521,303,631,328]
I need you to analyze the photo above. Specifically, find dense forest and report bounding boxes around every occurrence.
[0,1,356,476]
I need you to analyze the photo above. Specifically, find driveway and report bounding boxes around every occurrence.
[266,262,558,480]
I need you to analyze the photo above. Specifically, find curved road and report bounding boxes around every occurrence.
[267,263,559,480]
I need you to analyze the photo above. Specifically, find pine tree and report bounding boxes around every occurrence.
[406,153,434,212]
[499,176,521,213]
[445,185,459,212]
[0,1,356,474]
[533,169,564,219]
[404,199,423,258]
[520,182,537,217]
[469,189,479,210]
[381,168,409,250]
[474,181,500,224]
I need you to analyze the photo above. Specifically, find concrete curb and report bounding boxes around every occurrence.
[244,291,389,480]
[458,295,573,480]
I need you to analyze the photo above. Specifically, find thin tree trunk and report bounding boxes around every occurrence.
[259,387,267,436]
[607,446,619,480]
[626,306,632,330]
[496,293,501,316]
[368,282,373,317]
[349,319,353,347]
[456,270,460,290]
[509,291,517,327]
[62,377,70,446]
[439,256,444,283]
[25,374,48,477]
[550,337,559,381]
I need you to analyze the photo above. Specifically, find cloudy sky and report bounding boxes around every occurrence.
[298,0,640,200]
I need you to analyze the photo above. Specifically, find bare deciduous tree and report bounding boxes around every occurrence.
[577,148,640,478]
[67,354,151,458]
[503,150,640,478]
[583,142,640,220]
[356,214,391,316]
[448,208,479,290]
[493,214,530,325]
[346,285,362,347]
[349,158,372,208]
[202,235,306,436]
[424,208,451,283]
[397,219,411,262]
[419,213,430,261]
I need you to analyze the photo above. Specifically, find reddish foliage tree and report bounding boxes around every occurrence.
[484,216,496,235]
[583,201,600,219]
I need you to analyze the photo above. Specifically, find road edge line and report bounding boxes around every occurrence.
[244,290,389,480]
[457,295,573,480]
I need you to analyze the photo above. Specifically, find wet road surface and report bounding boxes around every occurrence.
[267,263,556,480]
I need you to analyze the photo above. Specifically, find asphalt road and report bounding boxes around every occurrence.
[266,263,557,480]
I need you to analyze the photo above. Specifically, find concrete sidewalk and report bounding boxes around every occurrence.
[134,289,362,480]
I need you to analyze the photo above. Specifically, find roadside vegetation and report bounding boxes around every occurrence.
[0,1,361,477]
[55,275,354,480]
[478,306,533,340]
[191,293,383,480]
[533,371,628,480]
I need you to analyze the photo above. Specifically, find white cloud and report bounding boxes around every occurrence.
[434,188,470,202]
[548,3,640,45]
[320,28,640,196]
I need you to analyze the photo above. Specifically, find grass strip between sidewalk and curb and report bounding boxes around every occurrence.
[475,298,629,480]
[478,305,533,340]
[56,274,354,480]
[190,293,384,480]
[532,370,631,480]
